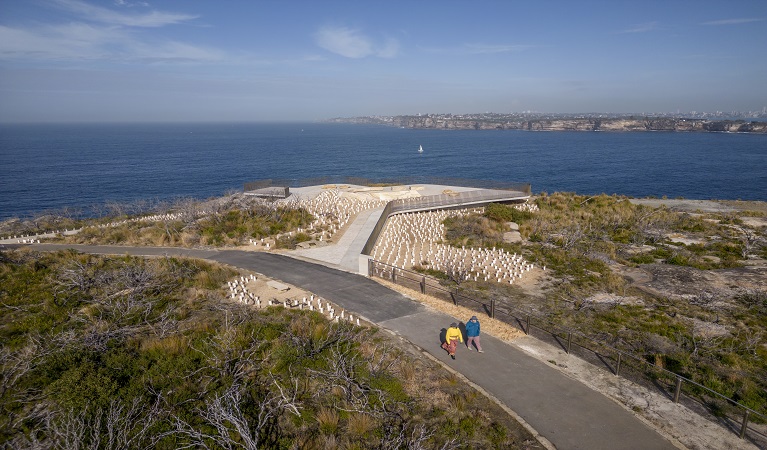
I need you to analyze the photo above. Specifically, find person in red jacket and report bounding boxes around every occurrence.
[442,322,463,360]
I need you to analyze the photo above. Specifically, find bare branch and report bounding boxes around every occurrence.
[170,378,301,450]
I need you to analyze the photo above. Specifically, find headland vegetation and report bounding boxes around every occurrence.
[1,183,766,448]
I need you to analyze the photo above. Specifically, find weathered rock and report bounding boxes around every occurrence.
[503,231,522,243]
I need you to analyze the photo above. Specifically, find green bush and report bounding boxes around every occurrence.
[275,232,312,249]
[443,215,504,247]
[666,253,690,266]
[46,361,119,411]
[630,253,655,264]
[610,227,635,243]
[412,265,449,280]
[484,203,533,224]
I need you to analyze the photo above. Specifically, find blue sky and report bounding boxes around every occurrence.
[1,0,765,122]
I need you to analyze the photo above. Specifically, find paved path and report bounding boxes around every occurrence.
[25,244,678,450]
[290,206,384,273]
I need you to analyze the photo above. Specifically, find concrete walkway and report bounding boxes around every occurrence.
[24,244,678,449]
[290,206,384,272]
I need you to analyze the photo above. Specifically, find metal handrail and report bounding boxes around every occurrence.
[361,201,396,256]
[244,176,531,194]
[369,259,766,440]
[361,189,530,256]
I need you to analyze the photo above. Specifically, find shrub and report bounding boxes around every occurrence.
[275,232,312,249]
[484,203,533,224]
[630,253,655,264]
[46,362,119,411]
[316,407,340,435]
[412,265,449,280]
[666,253,690,266]
[458,415,479,438]
[443,215,504,247]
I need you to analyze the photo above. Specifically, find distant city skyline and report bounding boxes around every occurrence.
[1,0,766,123]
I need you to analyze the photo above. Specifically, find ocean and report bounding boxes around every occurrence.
[1,122,765,220]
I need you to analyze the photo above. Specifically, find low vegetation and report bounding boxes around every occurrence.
[5,190,765,428]
[439,196,767,418]
[0,249,532,449]
[1,194,315,249]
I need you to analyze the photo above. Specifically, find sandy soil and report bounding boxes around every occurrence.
[224,271,373,327]
[628,198,767,214]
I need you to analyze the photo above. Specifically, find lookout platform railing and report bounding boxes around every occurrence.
[360,188,530,257]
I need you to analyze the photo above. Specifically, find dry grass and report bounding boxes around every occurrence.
[346,413,376,438]
[320,435,338,449]
[373,278,525,343]
[316,407,340,435]
[425,387,452,410]
[140,335,187,354]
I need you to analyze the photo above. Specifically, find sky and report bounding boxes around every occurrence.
[0,0,766,122]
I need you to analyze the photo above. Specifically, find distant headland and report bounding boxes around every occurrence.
[327,112,767,133]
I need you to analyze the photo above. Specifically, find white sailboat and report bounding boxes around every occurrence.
[418,144,423,153]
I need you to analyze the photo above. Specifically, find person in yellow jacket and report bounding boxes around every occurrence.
[441,322,464,360]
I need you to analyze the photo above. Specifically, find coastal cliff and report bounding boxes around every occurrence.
[402,116,767,133]
[331,115,767,133]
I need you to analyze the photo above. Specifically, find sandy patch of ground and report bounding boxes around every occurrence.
[635,263,767,299]
[742,216,767,228]
[666,233,707,246]
[374,278,526,343]
[585,292,645,306]
[511,266,550,297]
[719,200,767,214]
[630,198,767,215]
[223,271,370,326]
[226,273,310,305]
[629,199,739,213]
[688,317,730,338]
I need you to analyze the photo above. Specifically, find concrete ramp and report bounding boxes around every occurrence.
[289,207,384,272]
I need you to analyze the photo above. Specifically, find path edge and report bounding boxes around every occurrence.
[379,328,557,450]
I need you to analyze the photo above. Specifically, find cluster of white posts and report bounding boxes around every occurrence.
[248,188,386,249]
[227,274,360,325]
[372,206,540,284]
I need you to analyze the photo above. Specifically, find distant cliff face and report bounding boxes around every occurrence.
[527,119,598,131]
[394,116,767,133]
[399,117,521,130]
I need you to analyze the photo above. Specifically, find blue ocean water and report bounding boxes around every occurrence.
[1,122,765,220]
